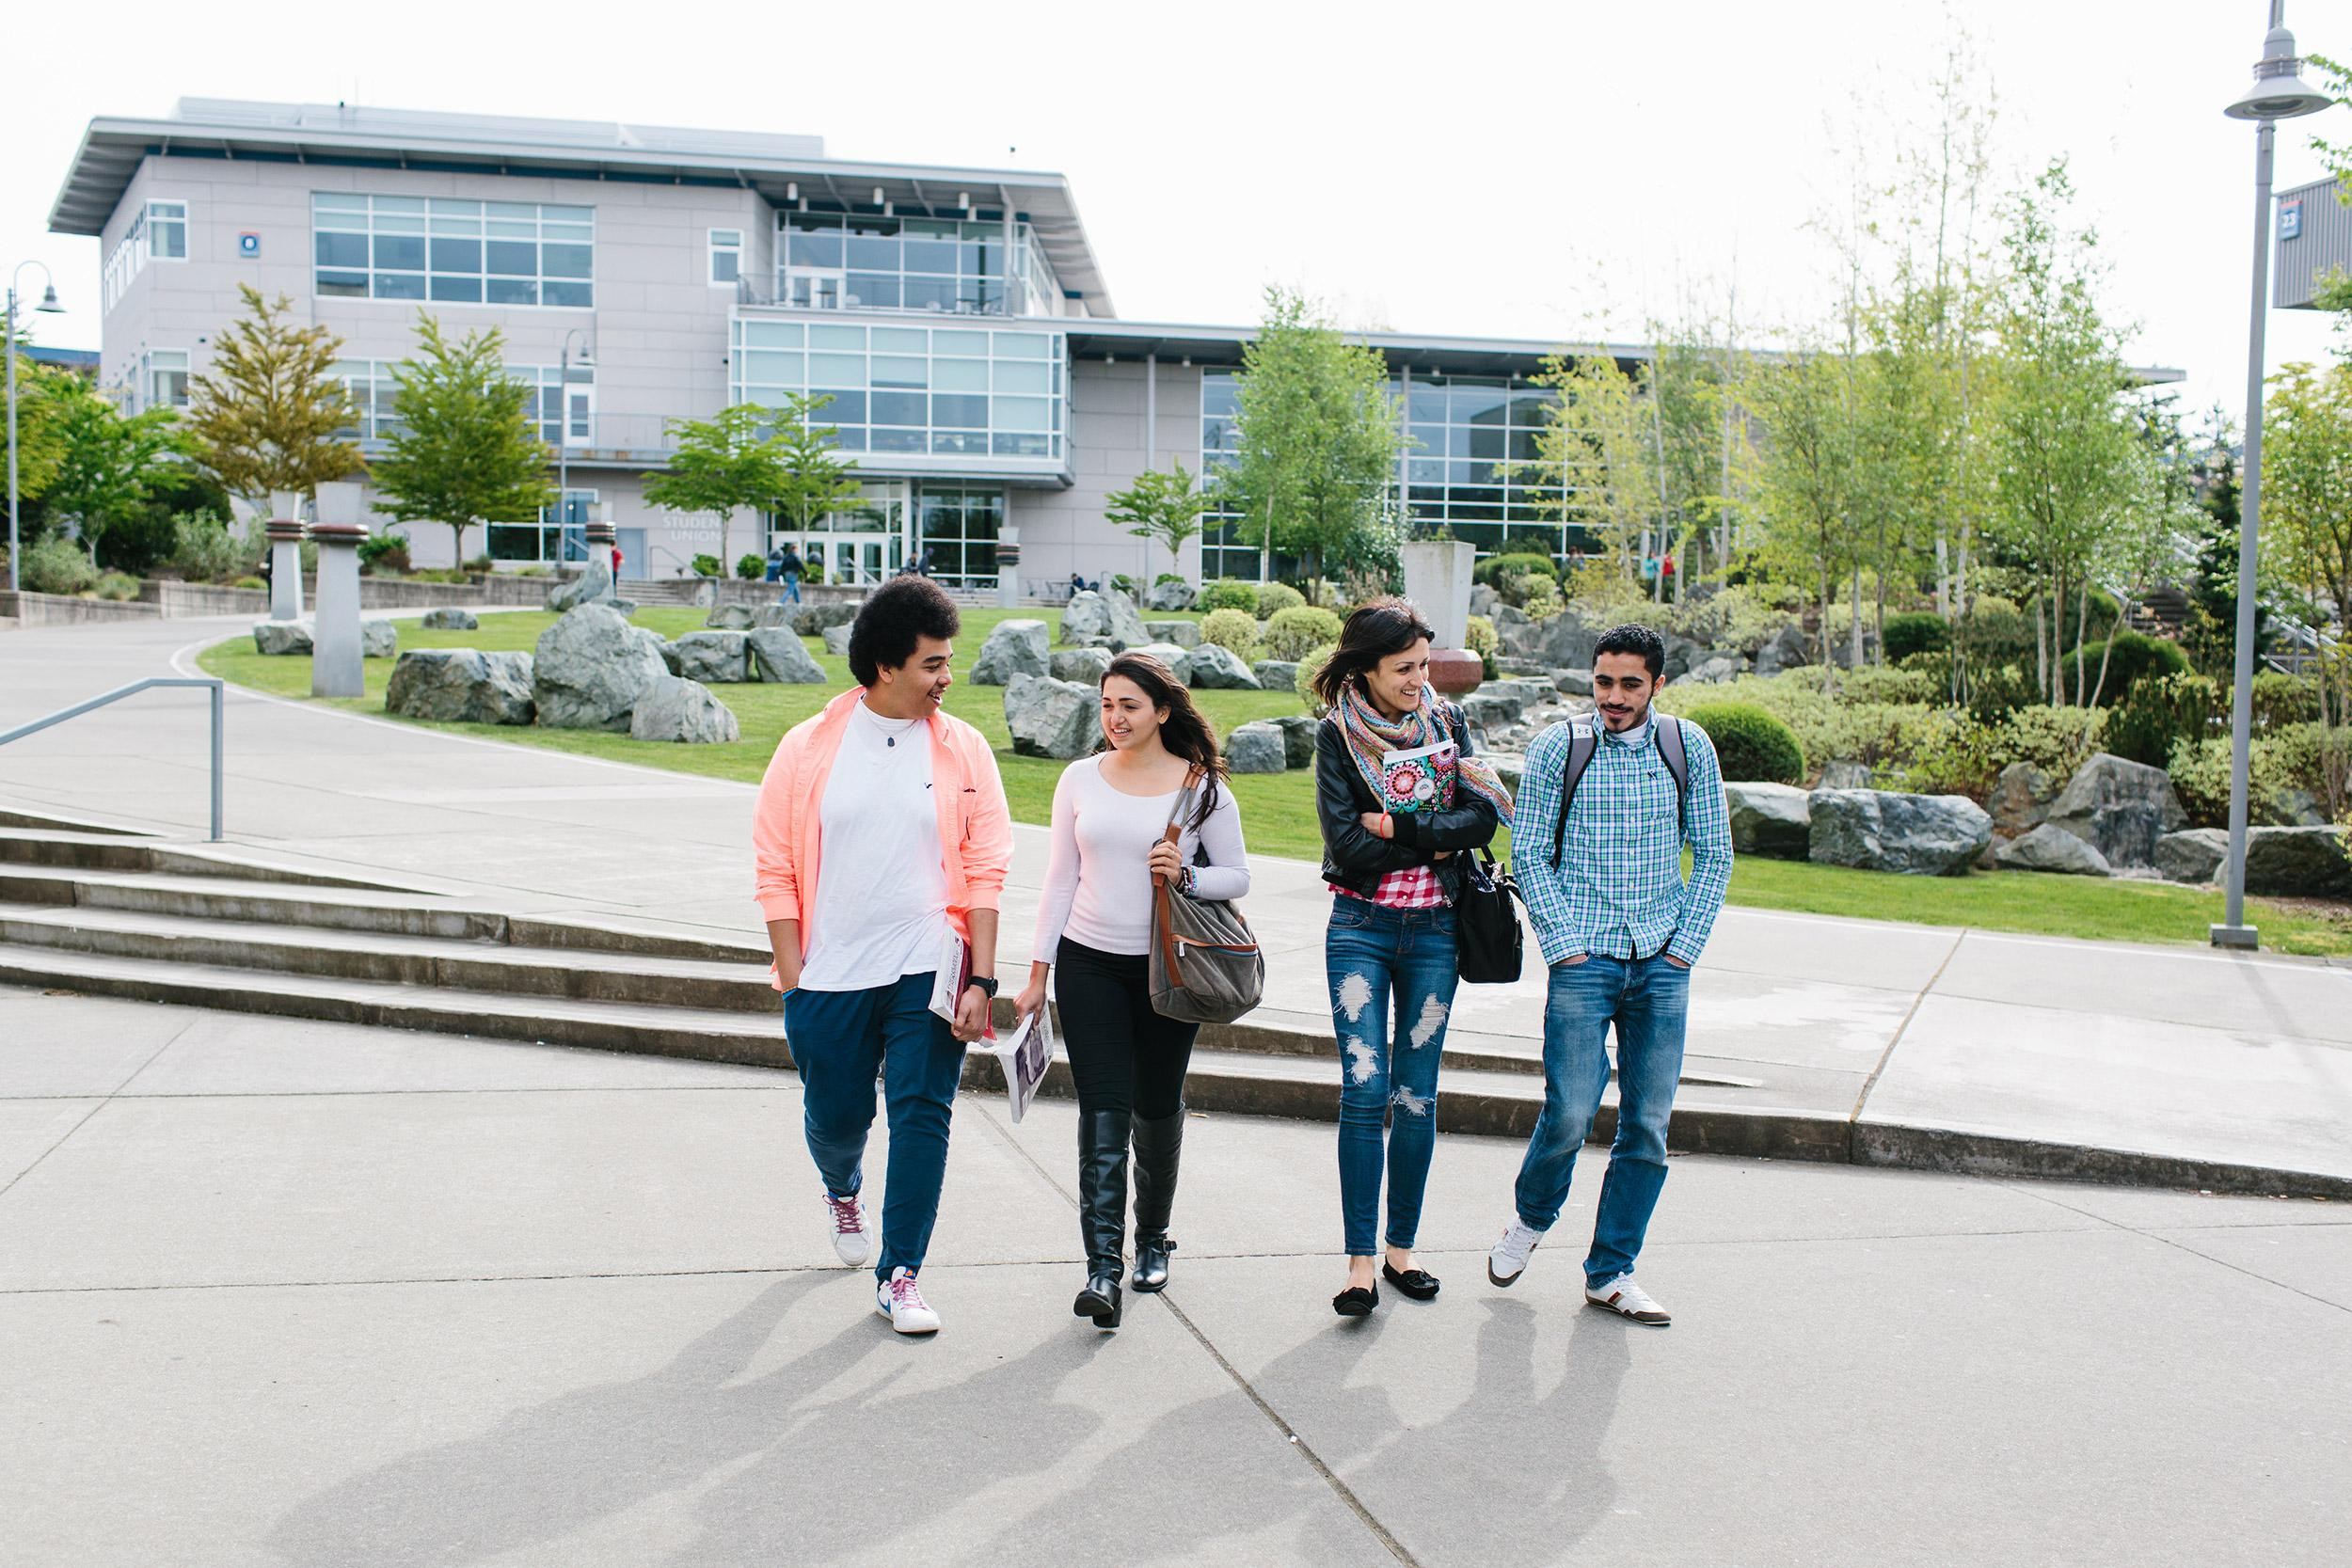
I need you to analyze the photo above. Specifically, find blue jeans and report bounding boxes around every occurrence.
[785,972,966,1281]
[780,576,802,604]
[1325,895,1460,1258]
[1511,953,1690,1287]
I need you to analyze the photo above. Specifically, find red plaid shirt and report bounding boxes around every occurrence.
[1336,862,1448,910]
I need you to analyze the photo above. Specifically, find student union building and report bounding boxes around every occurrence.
[56,99,1651,596]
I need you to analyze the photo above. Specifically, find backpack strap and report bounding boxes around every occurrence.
[1549,721,1600,869]
[1654,714,1691,814]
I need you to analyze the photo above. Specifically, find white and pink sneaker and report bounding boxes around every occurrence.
[875,1266,941,1335]
[823,1192,872,1267]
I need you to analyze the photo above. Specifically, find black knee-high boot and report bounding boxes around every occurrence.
[1129,1105,1184,1292]
[1073,1108,1130,1327]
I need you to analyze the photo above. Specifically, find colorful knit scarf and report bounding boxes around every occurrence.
[1330,683,1515,820]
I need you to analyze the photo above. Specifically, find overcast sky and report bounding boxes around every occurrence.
[4,0,2344,421]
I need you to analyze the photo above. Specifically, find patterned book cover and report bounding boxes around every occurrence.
[1378,739,1459,815]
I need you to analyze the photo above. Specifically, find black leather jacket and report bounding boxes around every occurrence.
[1314,703,1502,902]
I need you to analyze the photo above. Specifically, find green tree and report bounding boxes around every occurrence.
[0,353,72,516]
[1745,344,1861,672]
[1104,460,1203,579]
[2262,358,2352,816]
[1514,351,1660,583]
[771,393,862,538]
[644,404,791,571]
[183,285,364,507]
[369,314,556,565]
[2182,407,2254,677]
[41,389,193,566]
[1221,287,1404,583]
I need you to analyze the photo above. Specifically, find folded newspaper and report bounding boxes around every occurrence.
[990,1006,1054,1123]
[926,926,977,1030]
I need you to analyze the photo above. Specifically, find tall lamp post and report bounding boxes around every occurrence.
[2212,3,2336,950]
[6,263,67,594]
[556,329,593,570]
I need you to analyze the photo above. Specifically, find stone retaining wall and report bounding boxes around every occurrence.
[0,591,164,626]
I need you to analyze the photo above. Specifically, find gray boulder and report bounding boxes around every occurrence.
[1125,642,1193,671]
[791,602,859,637]
[1468,582,1500,617]
[1502,610,1597,670]
[385,649,535,725]
[1144,578,1198,611]
[1004,673,1100,760]
[1462,692,1525,730]
[822,624,854,657]
[253,620,313,656]
[1683,656,1741,686]
[1226,722,1287,774]
[1061,588,1151,646]
[1492,602,1531,630]
[2245,826,2352,899]
[1051,646,1114,684]
[2044,752,2187,870]
[609,599,638,619]
[419,608,478,631]
[1753,623,1810,678]
[1992,823,2114,877]
[1181,642,1261,689]
[2271,788,2331,828]
[672,630,751,684]
[546,560,614,612]
[747,627,826,684]
[361,619,399,658]
[1273,713,1320,770]
[1252,659,1301,693]
[2154,828,2229,885]
[1987,762,2059,840]
[1146,619,1202,649]
[1724,782,1811,860]
[971,619,1050,685]
[704,604,755,630]
[656,640,683,676]
[1807,789,1993,877]
[532,604,670,731]
[628,675,741,744]
[751,605,799,630]
[1554,668,1595,697]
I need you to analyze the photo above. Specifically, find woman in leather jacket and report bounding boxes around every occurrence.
[1311,598,1509,1316]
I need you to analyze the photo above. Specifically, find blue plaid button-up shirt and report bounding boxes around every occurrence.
[1511,714,1734,966]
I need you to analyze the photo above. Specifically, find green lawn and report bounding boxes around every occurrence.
[198,605,2352,958]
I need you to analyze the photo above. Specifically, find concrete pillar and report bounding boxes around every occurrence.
[309,483,368,698]
[995,523,1023,608]
[265,490,306,622]
[580,502,618,607]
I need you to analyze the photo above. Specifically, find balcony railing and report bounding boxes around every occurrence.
[733,277,1014,318]
[355,413,682,465]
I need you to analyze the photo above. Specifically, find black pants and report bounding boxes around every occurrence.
[1055,936,1198,1118]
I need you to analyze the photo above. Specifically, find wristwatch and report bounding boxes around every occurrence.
[965,974,999,998]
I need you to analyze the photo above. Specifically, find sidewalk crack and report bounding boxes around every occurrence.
[1848,927,1966,1129]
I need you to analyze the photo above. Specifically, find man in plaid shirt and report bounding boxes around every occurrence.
[1486,623,1732,1325]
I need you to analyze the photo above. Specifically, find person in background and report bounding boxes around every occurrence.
[765,546,785,584]
[1311,598,1510,1318]
[611,543,624,579]
[753,576,1012,1337]
[1015,654,1249,1330]
[779,543,804,605]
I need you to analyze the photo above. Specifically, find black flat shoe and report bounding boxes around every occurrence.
[1381,1262,1441,1301]
[1331,1285,1378,1318]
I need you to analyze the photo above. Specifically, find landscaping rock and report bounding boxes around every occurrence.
[702,605,752,630]
[609,599,637,619]
[656,640,683,675]
[1226,722,1287,774]
[545,561,615,612]
[2244,825,2352,899]
[1144,579,1198,611]
[360,619,398,658]
[1125,642,1193,671]
[1273,713,1320,769]
[672,630,751,684]
[1502,609,1597,670]
[419,608,478,631]
[1553,668,1595,697]
[1181,643,1261,689]
[1252,659,1300,692]
[1661,635,1709,680]
[628,675,740,744]
[1807,789,1993,877]
[1818,761,1871,789]
[1492,602,1531,630]
[253,621,312,656]
[1682,656,1741,686]
[2272,788,2331,828]
[746,627,826,684]
[532,604,670,731]
[1462,692,1528,730]
[2154,828,2229,885]
[791,602,859,637]
[1050,646,1114,684]
[1987,762,2060,840]
[1469,583,1500,617]
[1753,623,1810,677]
[1061,589,1150,646]
[385,649,535,725]
[822,624,854,657]
[1992,823,2114,877]
[1724,782,1811,860]
[970,618,1050,685]
[2044,752,2186,870]
[1146,619,1201,649]
[1004,673,1099,760]
[751,605,799,629]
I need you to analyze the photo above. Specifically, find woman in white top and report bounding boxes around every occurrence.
[1015,653,1249,1329]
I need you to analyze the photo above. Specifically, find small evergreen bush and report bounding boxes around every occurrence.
[2070,630,2190,704]
[1255,581,1306,618]
[22,537,97,595]
[2106,672,2220,768]
[1263,605,1343,661]
[1463,614,1498,659]
[1473,552,1558,589]
[94,571,142,601]
[1678,702,1805,784]
[737,553,765,580]
[1296,643,1339,710]
[1199,578,1258,612]
[1882,610,1949,663]
[691,553,723,578]
[1200,609,1261,661]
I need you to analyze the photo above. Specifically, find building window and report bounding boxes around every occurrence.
[331,358,588,446]
[142,349,191,412]
[729,317,1065,463]
[1198,371,1264,581]
[149,201,188,260]
[102,199,191,312]
[489,489,597,564]
[1398,373,1563,558]
[776,213,1060,317]
[914,483,1003,589]
[312,194,595,309]
[709,229,742,287]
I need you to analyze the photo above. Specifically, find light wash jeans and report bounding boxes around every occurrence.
[1325,895,1460,1258]
[1510,951,1690,1287]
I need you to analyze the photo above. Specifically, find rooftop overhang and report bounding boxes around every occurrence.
[49,102,1115,316]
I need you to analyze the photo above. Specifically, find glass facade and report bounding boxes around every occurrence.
[777,213,1059,317]
[102,200,187,312]
[1196,372,1261,581]
[488,489,597,564]
[332,359,586,447]
[730,318,1064,461]
[312,195,595,308]
[914,483,1004,589]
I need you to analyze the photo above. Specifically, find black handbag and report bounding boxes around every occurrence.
[1454,846,1524,983]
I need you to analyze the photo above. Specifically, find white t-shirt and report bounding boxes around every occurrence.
[1032,754,1250,959]
[800,700,951,992]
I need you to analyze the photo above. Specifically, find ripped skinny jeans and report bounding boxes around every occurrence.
[1325,894,1460,1258]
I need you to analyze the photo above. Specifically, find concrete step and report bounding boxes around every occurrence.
[0,830,422,893]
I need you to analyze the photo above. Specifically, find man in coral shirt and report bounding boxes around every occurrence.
[753,578,1012,1335]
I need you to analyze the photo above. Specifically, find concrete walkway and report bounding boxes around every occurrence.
[4,990,2347,1566]
[2,615,2350,1191]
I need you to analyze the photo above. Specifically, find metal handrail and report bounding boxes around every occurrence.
[0,677,224,840]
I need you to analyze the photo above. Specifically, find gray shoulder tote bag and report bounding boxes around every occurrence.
[1148,777,1264,1025]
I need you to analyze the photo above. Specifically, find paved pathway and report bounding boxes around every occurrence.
[3,615,2350,1187]
[4,990,2346,1566]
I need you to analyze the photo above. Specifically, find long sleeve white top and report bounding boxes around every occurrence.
[1032,755,1251,959]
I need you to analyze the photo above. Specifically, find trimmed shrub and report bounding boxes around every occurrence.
[1518,577,1563,619]
[1680,702,1805,784]
[1255,581,1306,618]
[167,511,254,583]
[1199,608,1261,661]
[1463,614,1498,659]
[2168,731,2337,829]
[1882,610,1949,664]
[2249,670,2321,729]
[1154,572,1184,585]
[22,537,98,595]
[2070,631,2190,705]
[1263,605,1343,661]
[736,553,765,580]
[1473,552,1558,589]
[1199,578,1258,612]
[2106,672,2220,768]
[690,553,723,578]
[94,571,141,601]
[231,576,264,590]
[1296,643,1339,710]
